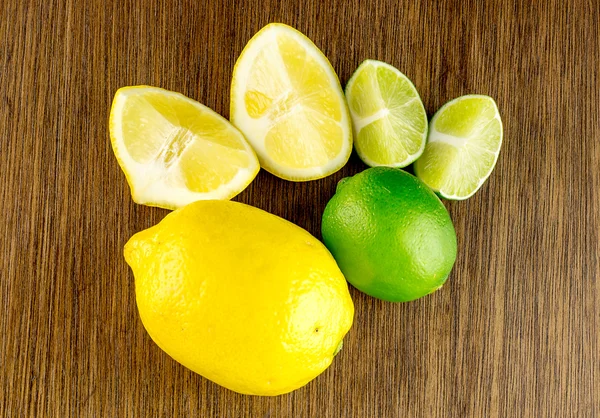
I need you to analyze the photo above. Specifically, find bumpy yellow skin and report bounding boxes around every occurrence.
[124,200,354,396]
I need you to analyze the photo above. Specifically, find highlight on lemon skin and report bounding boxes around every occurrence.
[230,23,353,181]
[109,86,260,210]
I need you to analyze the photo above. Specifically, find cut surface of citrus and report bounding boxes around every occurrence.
[109,86,259,209]
[230,23,352,181]
[414,95,503,200]
[345,60,428,167]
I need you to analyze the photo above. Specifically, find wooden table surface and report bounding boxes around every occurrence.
[2,0,599,416]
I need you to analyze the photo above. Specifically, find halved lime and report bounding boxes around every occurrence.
[414,95,503,199]
[344,60,428,167]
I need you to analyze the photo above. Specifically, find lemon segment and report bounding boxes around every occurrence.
[231,23,352,181]
[109,86,259,209]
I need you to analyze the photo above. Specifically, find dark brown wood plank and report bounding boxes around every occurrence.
[1,0,598,416]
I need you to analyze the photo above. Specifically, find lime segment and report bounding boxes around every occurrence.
[345,60,428,167]
[415,95,503,199]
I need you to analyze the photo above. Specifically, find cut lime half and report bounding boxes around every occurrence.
[414,95,503,199]
[345,60,428,167]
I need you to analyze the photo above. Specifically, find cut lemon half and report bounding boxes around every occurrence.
[109,86,259,210]
[345,60,428,167]
[230,23,352,181]
[414,95,503,200]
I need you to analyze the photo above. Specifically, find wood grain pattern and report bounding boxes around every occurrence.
[1,0,598,416]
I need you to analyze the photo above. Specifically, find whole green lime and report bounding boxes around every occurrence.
[321,167,457,302]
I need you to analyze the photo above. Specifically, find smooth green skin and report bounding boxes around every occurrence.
[321,167,457,302]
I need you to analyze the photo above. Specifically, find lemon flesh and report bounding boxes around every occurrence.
[109,86,259,209]
[230,23,352,181]
[414,95,503,199]
[345,60,428,167]
[125,200,354,396]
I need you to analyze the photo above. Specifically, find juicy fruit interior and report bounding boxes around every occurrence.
[347,62,427,165]
[121,92,252,193]
[243,35,345,169]
[416,96,502,197]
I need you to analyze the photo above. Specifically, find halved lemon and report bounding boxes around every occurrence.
[230,23,352,181]
[109,86,259,210]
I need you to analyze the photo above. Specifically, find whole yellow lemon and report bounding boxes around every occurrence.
[124,200,354,396]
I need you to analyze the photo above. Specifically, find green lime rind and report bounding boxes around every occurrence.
[322,167,457,303]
